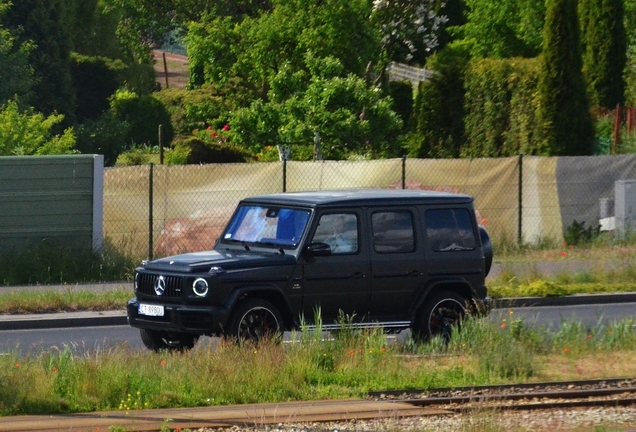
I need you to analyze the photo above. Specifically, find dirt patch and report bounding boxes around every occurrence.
[153,50,189,89]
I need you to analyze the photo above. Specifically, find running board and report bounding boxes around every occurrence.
[303,321,411,332]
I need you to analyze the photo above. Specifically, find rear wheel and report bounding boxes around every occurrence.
[413,291,467,342]
[226,298,283,344]
[139,329,198,351]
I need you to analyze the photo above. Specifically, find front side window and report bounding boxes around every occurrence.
[425,208,476,252]
[311,213,358,254]
[372,211,415,253]
[223,205,310,248]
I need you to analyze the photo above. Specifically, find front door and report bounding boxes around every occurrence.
[300,210,370,327]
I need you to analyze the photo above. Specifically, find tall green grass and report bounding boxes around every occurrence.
[0,237,138,286]
[1,317,635,416]
[0,288,131,313]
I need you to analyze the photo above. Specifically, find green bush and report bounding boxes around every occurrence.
[109,90,174,147]
[462,57,541,157]
[115,146,159,166]
[169,137,253,164]
[74,114,130,166]
[154,86,234,135]
[462,58,512,157]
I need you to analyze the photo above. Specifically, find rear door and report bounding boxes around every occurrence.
[367,207,424,322]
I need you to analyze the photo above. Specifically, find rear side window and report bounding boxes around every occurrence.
[371,211,415,253]
[425,208,476,252]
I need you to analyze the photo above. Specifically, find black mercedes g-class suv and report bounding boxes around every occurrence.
[127,189,493,350]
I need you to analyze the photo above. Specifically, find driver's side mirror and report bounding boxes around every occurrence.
[305,242,332,257]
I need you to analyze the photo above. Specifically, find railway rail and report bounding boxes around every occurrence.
[369,377,636,412]
[2,378,636,431]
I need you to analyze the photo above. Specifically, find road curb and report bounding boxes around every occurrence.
[492,292,636,308]
[0,311,127,331]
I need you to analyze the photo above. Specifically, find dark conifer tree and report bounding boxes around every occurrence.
[2,0,76,123]
[537,0,594,155]
[579,0,626,109]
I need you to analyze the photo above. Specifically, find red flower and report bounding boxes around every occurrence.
[160,359,167,366]
[211,131,218,138]
[14,363,19,368]
[563,348,569,354]
[206,126,212,130]
[560,251,567,257]
[222,124,230,131]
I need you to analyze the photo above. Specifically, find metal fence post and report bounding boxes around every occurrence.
[149,162,154,260]
[518,154,523,245]
[402,156,406,189]
[282,159,287,192]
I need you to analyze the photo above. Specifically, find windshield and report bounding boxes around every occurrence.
[222,205,311,248]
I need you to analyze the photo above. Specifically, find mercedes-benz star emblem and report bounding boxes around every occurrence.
[154,275,166,296]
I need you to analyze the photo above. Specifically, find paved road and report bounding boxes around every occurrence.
[2,301,636,356]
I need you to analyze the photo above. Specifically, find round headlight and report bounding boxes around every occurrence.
[193,278,209,297]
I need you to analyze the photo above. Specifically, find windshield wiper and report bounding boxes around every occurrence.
[223,239,252,251]
[259,242,285,255]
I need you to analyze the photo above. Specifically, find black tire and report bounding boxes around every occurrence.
[413,291,467,342]
[226,298,283,344]
[139,328,198,351]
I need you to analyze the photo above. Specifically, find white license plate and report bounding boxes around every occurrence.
[138,304,164,317]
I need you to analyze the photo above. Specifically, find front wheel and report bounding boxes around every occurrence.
[139,329,198,351]
[413,291,467,342]
[226,298,283,344]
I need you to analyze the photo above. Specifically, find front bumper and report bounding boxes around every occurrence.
[127,297,230,336]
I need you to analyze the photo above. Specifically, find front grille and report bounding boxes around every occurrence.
[137,273,183,298]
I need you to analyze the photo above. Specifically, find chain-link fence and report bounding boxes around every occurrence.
[104,155,636,260]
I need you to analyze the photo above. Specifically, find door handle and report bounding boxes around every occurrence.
[352,272,365,279]
[410,270,421,277]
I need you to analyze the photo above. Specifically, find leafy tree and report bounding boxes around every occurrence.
[2,0,76,123]
[188,0,377,91]
[230,56,402,159]
[626,0,636,105]
[451,0,545,58]
[71,54,124,122]
[0,100,76,155]
[579,0,627,109]
[437,0,466,51]
[370,0,448,81]
[0,4,34,107]
[537,0,594,155]
[102,0,271,51]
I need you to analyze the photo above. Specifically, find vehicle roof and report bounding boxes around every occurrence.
[242,189,474,208]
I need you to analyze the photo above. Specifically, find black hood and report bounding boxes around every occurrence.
[141,249,296,273]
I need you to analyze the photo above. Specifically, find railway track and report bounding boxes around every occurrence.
[368,377,636,412]
[2,378,636,431]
